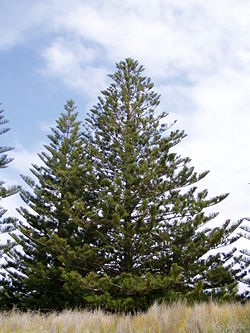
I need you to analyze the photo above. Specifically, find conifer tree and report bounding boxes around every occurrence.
[0,100,100,310]
[1,62,243,312]
[230,223,250,301]
[60,59,241,311]
[0,107,19,241]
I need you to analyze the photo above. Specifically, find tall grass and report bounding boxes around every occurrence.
[0,302,249,333]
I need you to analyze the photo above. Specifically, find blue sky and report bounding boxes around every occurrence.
[1,0,250,253]
[0,44,85,146]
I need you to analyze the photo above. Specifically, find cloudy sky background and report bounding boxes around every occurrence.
[1,0,250,245]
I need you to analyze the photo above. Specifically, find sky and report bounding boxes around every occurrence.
[0,0,250,252]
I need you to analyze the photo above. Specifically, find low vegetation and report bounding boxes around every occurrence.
[1,301,250,333]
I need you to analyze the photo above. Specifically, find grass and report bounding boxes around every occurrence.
[0,302,250,333]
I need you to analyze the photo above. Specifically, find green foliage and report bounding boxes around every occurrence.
[227,222,250,300]
[0,61,242,311]
[61,270,185,313]
[0,107,19,240]
[0,100,100,310]
[81,58,240,309]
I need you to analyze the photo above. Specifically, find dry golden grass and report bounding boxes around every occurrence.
[0,302,249,333]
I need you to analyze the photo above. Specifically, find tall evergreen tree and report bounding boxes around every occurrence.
[61,59,241,311]
[0,107,19,242]
[0,100,100,310]
[1,61,243,312]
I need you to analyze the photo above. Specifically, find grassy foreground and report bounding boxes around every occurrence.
[0,302,249,333]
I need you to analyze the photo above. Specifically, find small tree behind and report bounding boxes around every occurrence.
[1,100,101,310]
[0,107,19,239]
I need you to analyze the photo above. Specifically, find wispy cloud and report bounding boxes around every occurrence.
[38,1,250,78]
[41,38,108,99]
[9,143,42,174]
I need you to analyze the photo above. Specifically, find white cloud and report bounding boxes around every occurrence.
[169,68,250,222]
[9,143,42,174]
[38,0,250,79]
[1,193,22,219]
[41,38,109,99]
